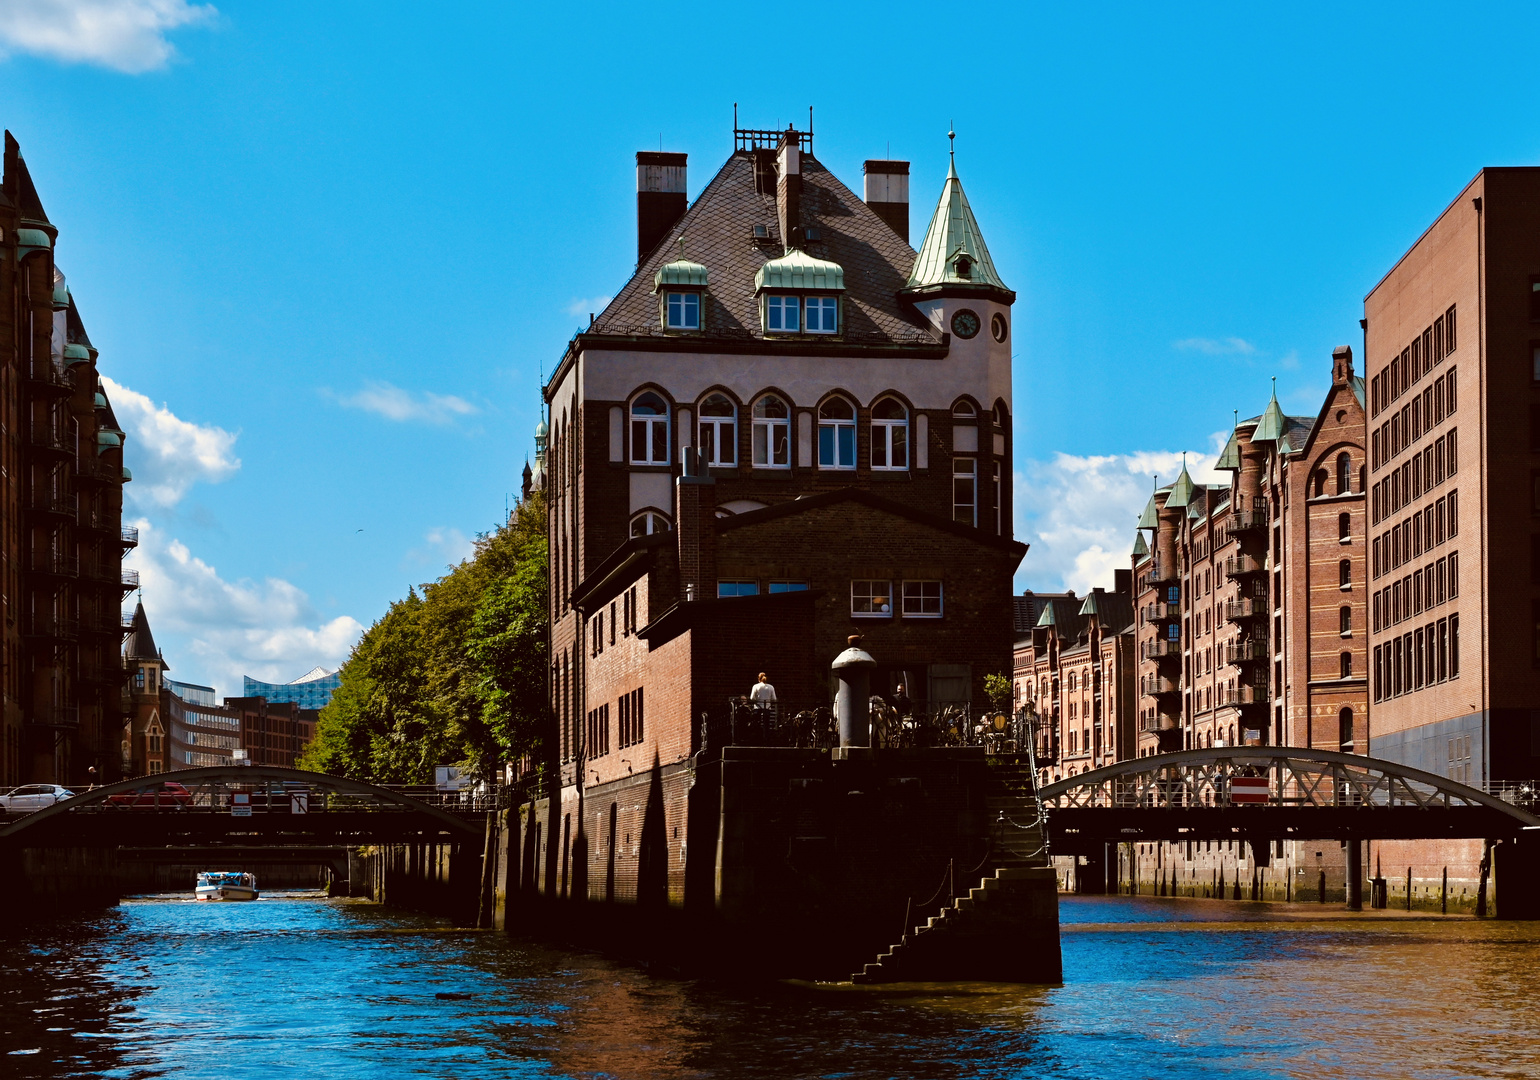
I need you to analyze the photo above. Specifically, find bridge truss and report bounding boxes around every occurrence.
[1036,748,1540,852]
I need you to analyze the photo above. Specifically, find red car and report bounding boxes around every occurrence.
[106,782,194,809]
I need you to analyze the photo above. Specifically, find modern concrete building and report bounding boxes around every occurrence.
[242,667,340,711]
[1,132,136,788]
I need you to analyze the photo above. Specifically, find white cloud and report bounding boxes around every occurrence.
[1174,336,1257,356]
[565,296,612,320]
[407,526,473,568]
[125,518,364,698]
[102,375,240,508]
[1015,438,1228,595]
[329,380,478,424]
[0,0,214,73]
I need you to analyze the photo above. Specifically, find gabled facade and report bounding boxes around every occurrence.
[535,122,1025,909]
[2,132,135,788]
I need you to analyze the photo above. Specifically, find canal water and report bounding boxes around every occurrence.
[2,893,1536,1079]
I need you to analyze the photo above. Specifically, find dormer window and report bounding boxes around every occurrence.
[654,251,709,333]
[766,295,800,333]
[805,296,838,334]
[666,292,700,330]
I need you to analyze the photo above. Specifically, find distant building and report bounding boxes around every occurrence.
[165,679,217,707]
[225,696,317,768]
[242,667,341,710]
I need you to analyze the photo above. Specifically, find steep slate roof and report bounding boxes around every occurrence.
[591,151,937,345]
[1015,590,1073,635]
[124,603,165,667]
[1079,588,1135,636]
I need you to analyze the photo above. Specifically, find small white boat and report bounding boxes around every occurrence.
[195,870,259,902]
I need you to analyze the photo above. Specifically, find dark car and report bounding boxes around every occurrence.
[106,781,194,809]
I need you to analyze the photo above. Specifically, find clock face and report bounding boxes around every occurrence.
[991,312,1008,343]
[951,309,981,339]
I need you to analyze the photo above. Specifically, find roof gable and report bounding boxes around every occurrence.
[903,163,1012,301]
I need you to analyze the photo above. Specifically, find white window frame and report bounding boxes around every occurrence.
[993,460,1002,533]
[717,580,758,598]
[751,395,791,469]
[851,579,893,617]
[665,291,700,330]
[697,393,737,466]
[765,294,800,334]
[629,509,670,537]
[805,295,838,334]
[630,392,670,465]
[871,397,909,471]
[818,397,857,470]
[901,580,943,617]
[953,457,977,525]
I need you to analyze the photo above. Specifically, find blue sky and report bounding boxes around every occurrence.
[4,1,1539,695]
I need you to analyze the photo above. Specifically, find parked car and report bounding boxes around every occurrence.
[106,782,193,809]
[0,784,75,814]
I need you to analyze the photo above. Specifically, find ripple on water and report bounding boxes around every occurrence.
[1,894,1538,1079]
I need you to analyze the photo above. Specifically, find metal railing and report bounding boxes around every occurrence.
[1224,638,1268,663]
[29,705,80,728]
[1225,597,1266,620]
[1224,553,1263,578]
[1142,601,1179,622]
[23,614,78,641]
[1140,674,1179,696]
[29,425,72,454]
[29,492,77,518]
[27,361,73,393]
[709,698,1016,752]
[122,525,139,546]
[1141,638,1180,659]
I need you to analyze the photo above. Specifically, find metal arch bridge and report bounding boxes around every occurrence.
[1036,748,1540,852]
[0,766,486,850]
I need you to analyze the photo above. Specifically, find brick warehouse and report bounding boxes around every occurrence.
[520,119,1061,979]
[1,133,135,789]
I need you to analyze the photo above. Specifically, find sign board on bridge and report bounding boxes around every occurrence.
[290,791,309,815]
[1230,776,1270,803]
[230,792,252,817]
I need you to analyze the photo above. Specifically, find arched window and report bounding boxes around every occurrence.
[1337,452,1351,494]
[817,397,856,470]
[1340,651,1353,678]
[1339,707,1354,750]
[871,397,908,471]
[993,400,1008,429]
[629,509,670,537]
[1339,559,1351,588]
[952,399,976,419]
[1338,512,1351,541]
[629,392,670,465]
[1314,470,1326,498]
[751,395,791,468]
[1339,606,1351,635]
[697,393,736,466]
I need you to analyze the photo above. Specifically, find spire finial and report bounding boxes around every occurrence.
[678,235,686,260]
[1271,375,1277,398]
[948,124,956,169]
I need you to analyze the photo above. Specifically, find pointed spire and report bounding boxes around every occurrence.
[1132,531,1150,557]
[1253,377,1288,443]
[1165,455,1196,509]
[902,135,1013,302]
[1137,489,1161,529]
[124,602,166,669]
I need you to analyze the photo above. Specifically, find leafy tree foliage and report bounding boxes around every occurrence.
[300,491,549,783]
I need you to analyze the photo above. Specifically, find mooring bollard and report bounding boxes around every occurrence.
[832,635,876,748]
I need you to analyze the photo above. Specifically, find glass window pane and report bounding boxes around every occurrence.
[773,424,789,465]
[684,293,699,328]
[753,425,768,465]
[819,425,835,466]
[892,425,907,468]
[838,425,855,466]
[652,420,667,463]
[720,422,735,464]
[872,429,887,468]
[632,420,646,461]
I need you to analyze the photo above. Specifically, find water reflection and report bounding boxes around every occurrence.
[1,894,1538,1079]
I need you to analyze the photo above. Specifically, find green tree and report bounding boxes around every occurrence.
[300,490,550,784]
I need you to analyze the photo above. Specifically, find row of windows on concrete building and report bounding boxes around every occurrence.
[584,688,645,761]
[1374,551,1459,631]
[1371,367,1457,470]
[1372,426,1457,523]
[1369,305,1456,418]
[1373,615,1459,702]
[1374,491,1457,578]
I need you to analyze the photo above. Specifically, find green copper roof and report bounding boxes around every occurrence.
[1216,428,1242,470]
[655,259,708,289]
[16,227,52,260]
[755,248,844,291]
[52,281,70,311]
[121,465,132,482]
[63,343,91,363]
[1137,493,1160,529]
[905,162,1009,296]
[1079,590,1105,618]
[1253,390,1287,442]
[94,392,107,408]
[1165,464,1196,509]
[1036,602,1059,628]
[1132,531,1149,557]
[96,431,121,453]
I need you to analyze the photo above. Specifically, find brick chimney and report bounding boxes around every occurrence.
[776,129,802,250]
[863,159,910,242]
[675,447,716,603]
[636,151,687,262]
[1332,345,1354,386]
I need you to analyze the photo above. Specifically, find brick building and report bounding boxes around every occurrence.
[226,695,317,768]
[2,132,135,789]
[534,121,1025,912]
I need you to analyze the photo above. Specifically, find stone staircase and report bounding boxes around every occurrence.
[850,757,1062,984]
